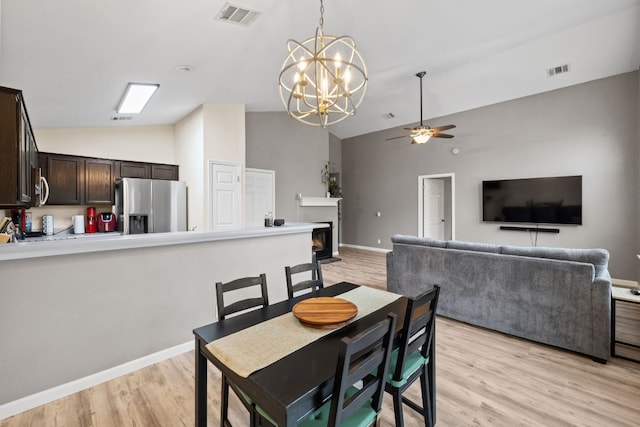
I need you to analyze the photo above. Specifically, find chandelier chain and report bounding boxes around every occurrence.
[319,0,324,29]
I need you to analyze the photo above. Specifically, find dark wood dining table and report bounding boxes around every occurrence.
[193,282,433,426]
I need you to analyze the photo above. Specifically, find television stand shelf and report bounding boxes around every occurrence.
[499,226,560,233]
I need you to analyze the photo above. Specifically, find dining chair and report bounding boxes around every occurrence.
[216,274,269,320]
[215,274,269,427]
[296,313,398,427]
[284,261,324,299]
[384,285,440,427]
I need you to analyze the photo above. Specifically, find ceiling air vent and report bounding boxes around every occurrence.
[382,113,395,119]
[547,63,570,77]
[111,116,132,121]
[215,2,261,27]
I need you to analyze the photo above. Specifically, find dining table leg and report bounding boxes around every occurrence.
[195,338,208,427]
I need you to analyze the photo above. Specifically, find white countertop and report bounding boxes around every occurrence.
[0,223,324,261]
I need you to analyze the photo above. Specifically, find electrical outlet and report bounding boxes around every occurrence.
[377,239,381,245]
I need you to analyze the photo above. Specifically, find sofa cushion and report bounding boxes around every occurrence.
[446,240,501,253]
[500,245,609,277]
[391,234,446,248]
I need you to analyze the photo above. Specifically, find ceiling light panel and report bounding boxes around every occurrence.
[116,83,159,114]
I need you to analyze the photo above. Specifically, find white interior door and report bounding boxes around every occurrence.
[210,161,241,229]
[245,168,275,226]
[423,178,445,239]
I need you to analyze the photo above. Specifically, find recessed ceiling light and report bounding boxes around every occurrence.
[116,83,159,114]
[174,65,194,73]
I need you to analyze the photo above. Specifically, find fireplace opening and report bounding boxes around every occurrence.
[312,222,333,261]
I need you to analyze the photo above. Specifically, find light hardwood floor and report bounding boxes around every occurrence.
[2,246,639,426]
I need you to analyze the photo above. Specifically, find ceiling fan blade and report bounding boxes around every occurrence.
[431,124,456,132]
[385,135,408,141]
[403,127,417,131]
[432,133,454,138]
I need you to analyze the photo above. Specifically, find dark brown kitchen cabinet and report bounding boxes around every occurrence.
[85,158,114,204]
[151,164,179,180]
[116,161,178,180]
[118,161,151,179]
[0,86,38,208]
[38,153,178,205]
[40,153,115,205]
[41,153,84,205]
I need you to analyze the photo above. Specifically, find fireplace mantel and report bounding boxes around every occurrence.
[297,196,342,207]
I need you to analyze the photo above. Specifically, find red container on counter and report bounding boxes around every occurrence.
[86,207,97,233]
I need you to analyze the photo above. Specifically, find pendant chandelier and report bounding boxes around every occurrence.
[278,0,368,127]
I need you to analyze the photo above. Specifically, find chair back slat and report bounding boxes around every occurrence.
[285,261,324,299]
[329,313,397,426]
[392,286,440,383]
[215,273,269,321]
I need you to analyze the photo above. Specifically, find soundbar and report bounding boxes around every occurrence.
[499,226,559,234]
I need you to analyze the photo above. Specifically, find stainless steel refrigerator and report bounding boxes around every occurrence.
[115,178,187,234]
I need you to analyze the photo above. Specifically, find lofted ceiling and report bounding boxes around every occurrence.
[0,0,639,140]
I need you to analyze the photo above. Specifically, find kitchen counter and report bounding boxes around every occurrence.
[0,222,324,413]
[0,223,324,261]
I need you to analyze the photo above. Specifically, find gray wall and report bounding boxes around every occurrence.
[245,112,329,221]
[329,133,343,243]
[342,72,639,279]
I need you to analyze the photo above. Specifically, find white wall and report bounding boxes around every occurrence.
[175,107,205,230]
[34,126,175,162]
[202,104,246,229]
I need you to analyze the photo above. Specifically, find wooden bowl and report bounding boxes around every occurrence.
[293,297,358,329]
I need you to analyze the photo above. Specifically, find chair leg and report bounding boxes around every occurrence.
[420,366,433,427]
[392,388,404,427]
[397,367,434,427]
[220,374,230,427]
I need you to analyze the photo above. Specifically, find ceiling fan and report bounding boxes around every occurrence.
[387,71,456,144]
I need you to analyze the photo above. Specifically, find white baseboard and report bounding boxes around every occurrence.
[0,341,193,421]
[339,243,390,254]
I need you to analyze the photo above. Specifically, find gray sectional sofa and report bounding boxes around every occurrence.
[386,234,611,361]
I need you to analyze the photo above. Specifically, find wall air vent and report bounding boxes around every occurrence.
[111,116,132,121]
[547,63,570,77]
[215,2,262,26]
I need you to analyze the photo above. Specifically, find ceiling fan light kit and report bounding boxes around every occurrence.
[278,0,368,127]
[387,71,456,144]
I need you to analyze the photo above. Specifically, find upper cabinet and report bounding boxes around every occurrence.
[40,153,84,205]
[151,163,179,181]
[40,153,179,205]
[117,161,151,179]
[0,86,38,208]
[85,158,115,204]
[116,160,178,180]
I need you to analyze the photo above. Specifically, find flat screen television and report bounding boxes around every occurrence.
[482,176,582,225]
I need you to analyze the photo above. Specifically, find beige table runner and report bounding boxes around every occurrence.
[206,286,402,378]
